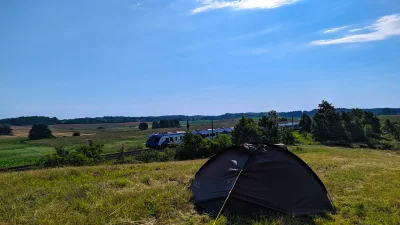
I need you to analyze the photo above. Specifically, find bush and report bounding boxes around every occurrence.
[280,127,295,145]
[39,142,104,167]
[126,143,145,151]
[139,123,149,131]
[72,132,80,136]
[28,124,52,140]
[232,116,261,145]
[0,124,13,135]
[97,127,105,130]
[135,148,176,163]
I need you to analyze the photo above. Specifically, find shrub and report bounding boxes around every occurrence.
[97,127,105,130]
[280,127,295,145]
[75,143,104,163]
[135,149,176,163]
[28,124,52,140]
[175,133,204,160]
[39,142,104,167]
[232,116,261,145]
[126,143,145,151]
[139,123,149,131]
[72,132,80,136]
[0,124,13,135]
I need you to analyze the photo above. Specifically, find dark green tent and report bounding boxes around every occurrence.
[190,143,334,216]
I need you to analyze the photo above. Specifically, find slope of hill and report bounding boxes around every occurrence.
[1,145,399,224]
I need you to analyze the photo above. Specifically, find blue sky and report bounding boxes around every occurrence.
[1,0,400,119]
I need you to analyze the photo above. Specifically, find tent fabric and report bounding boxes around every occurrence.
[190,143,334,216]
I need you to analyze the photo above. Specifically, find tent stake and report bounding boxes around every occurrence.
[213,169,243,225]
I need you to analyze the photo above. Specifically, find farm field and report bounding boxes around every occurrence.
[378,115,400,122]
[1,145,399,224]
[0,120,232,168]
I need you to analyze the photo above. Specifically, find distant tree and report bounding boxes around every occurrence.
[139,122,149,130]
[97,127,105,130]
[0,124,13,135]
[318,100,335,113]
[72,132,80,136]
[382,119,400,141]
[280,127,295,145]
[364,124,374,138]
[258,111,280,144]
[214,134,233,150]
[28,124,53,140]
[175,133,205,160]
[311,101,346,142]
[232,116,260,145]
[75,142,104,163]
[362,111,381,134]
[159,120,169,128]
[299,113,312,133]
[279,117,288,122]
[152,121,159,129]
[382,108,397,115]
[173,119,181,128]
[382,119,395,134]
[342,111,366,142]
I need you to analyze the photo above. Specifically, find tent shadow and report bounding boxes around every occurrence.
[196,209,333,225]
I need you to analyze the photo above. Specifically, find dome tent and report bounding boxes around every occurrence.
[190,143,334,216]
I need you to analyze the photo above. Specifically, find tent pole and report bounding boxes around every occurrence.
[213,169,243,225]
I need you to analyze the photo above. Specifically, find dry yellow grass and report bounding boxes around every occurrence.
[1,145,400,224]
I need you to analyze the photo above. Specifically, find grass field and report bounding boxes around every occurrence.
[378,115,400,122]
[1,145,399,225]
[0,120,236,168]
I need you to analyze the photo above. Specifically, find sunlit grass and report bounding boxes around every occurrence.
[1,145,399,224]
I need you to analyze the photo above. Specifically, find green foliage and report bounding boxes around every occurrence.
[0,124,13,135]
[214,134,233,150]
[299,113,312,133]
[317,100,335,113]
[383,120,400,141]
[153,119,181,129]
[139,122,149,131]
[258,111,280,144]
[117,145,125,162]
[232,116,260,145]
[342,111,366,142]
[28,124,53,140]
[0,116,59,125]
[75,142,104,163]
[341,109,381,142]
[152,121,159,129]
[39,142,105,167]
[364,124,373,138]
[135,148,176,163]
[175,133,233,160]
[280,127,295,145]
[311,101,346,142]
[175,133,204,160]
[72,132,80,136]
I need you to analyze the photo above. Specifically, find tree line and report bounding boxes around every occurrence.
[1,107,399,126]
[152,120,181,129]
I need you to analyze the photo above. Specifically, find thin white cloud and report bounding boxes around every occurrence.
[179,27,278,52]
[190,0,300,14]
[231,47,269,55]
[348,26,372,33]
[311,14,400,45]
[228,27,279,41]
[323,26,348,34]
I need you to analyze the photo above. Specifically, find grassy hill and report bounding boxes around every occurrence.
[1,145,399,225]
